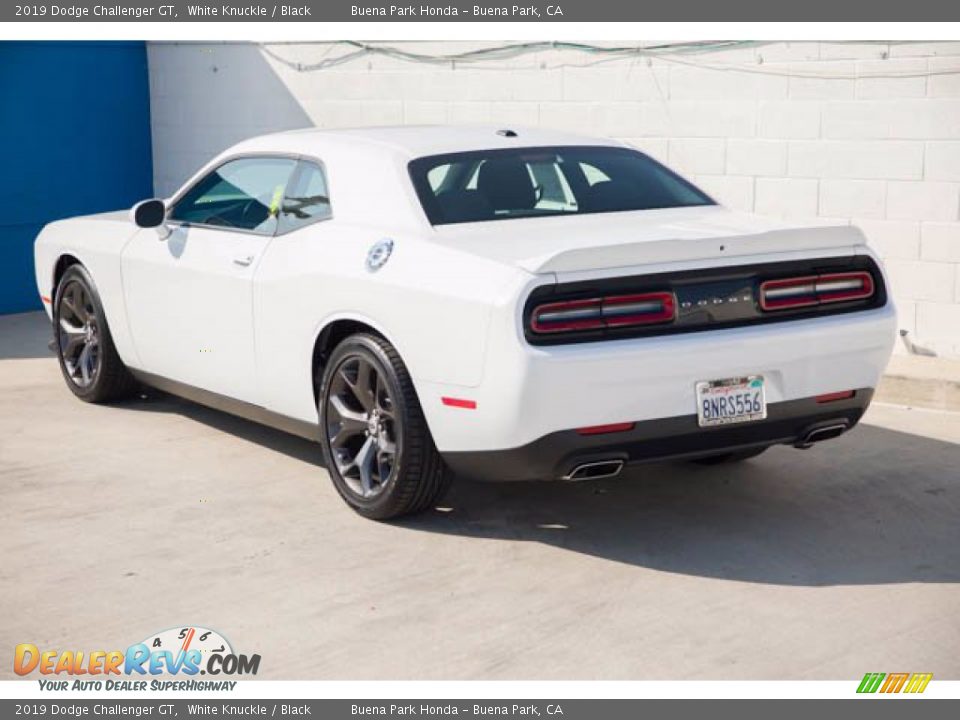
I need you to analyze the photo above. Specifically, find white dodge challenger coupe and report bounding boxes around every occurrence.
[35,126,896,519]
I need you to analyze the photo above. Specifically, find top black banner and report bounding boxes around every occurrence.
[6,0,960,22]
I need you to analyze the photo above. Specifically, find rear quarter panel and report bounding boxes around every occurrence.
[253,222,528,424]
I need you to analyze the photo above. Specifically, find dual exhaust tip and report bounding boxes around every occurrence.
[562,421,850,480]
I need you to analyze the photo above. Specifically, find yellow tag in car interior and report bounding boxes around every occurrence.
[269,185,284,216]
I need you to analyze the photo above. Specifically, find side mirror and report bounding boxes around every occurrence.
[130,198,166,228]
[130,199,171,240]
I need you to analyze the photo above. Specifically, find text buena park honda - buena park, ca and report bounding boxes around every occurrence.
[352,706,565,716]
[352,5,565,17]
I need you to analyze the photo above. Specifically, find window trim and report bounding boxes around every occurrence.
[165,152,333,237]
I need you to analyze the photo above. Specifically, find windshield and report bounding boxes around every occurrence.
[409,145,714,226]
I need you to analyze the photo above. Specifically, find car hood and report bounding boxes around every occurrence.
[429,205,866,275]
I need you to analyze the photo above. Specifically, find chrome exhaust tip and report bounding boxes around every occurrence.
[796,422,849,448]
[562,459,624,481]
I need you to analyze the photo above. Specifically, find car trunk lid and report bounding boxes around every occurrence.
[430,205,866,276]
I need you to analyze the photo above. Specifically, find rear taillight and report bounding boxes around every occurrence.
[531,291,675,334]
[760,271,874,311]
[816,272,875,303]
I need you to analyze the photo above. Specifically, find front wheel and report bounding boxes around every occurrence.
[53,264,137,403]
[317,333,451,520]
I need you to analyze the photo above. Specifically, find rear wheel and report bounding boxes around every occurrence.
[691,446,768,465]
[317,333,451,520]
[53,265,137,403]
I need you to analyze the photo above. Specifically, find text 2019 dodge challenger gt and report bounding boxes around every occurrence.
[35,126,897,519]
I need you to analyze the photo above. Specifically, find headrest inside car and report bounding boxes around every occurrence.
[436,190,493,223]
[476,158,537,212]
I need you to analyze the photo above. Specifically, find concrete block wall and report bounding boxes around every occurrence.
[147,41,960,357]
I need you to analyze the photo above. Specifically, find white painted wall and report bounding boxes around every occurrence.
[147,41,960,357]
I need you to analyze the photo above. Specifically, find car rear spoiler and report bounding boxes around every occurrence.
[530,225,866,275]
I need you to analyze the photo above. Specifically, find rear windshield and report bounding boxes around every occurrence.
[408,145,714,226]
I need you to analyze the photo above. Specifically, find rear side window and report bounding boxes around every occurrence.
[278,160,332,234]
[409,145,714,226]
[170,157,297,234]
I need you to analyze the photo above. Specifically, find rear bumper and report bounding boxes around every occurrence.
[442,389,872,482]
[420,303,896,453]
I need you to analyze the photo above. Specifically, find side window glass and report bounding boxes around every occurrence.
[170,157,297,234]
[279,161,332,233]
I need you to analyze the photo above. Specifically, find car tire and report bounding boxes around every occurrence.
[53,264,138,403]
[317,333,452,520]
[690,446,769,465]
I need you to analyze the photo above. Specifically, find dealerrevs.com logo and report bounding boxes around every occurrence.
[14,626,260,691]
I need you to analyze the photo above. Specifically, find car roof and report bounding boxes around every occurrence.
[189,126,630,233]
[238,125,624,160]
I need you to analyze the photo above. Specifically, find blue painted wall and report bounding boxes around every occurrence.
[0,41,153,314]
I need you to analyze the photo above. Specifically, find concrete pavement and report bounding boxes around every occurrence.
[878,354,960,412]
[1,311,958,680]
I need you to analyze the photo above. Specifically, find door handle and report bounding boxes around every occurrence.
[233,255,255,267]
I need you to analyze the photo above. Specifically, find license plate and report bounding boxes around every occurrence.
[696,376,767,427]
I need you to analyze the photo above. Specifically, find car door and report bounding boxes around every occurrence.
[121,155,297,404]
[253,158,344,422]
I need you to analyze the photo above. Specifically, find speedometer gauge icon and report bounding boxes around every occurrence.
[140,626,233,672]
